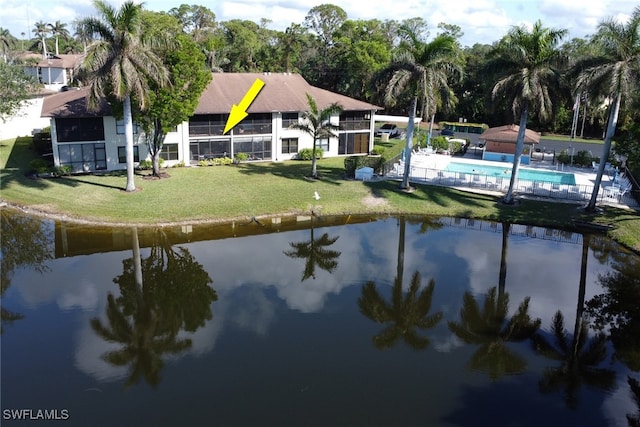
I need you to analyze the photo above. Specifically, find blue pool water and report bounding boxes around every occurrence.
[445,162,576,185]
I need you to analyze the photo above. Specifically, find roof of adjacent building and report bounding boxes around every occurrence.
[480,124,540,144]
[41,72,381,119]
[18,52,84,69]
[41,87,112,118]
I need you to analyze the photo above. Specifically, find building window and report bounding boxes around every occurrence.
[189,114,226,136]
[116,119,138,134]
[118,146,140,163]
[235,113,272,135]
[56,118,104,142]
[233,137,272,160]
[339,111,371,131]
[318,138,329,152]
[189,139,231,161]
[282,113,298,128]
[339,132,369,154]
[160,144,179,161]
[282,138,298,154]
[57,143,106,172]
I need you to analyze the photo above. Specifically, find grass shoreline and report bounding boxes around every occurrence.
[2,136,639,252]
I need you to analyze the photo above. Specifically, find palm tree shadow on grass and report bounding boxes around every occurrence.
[235,161,345,186]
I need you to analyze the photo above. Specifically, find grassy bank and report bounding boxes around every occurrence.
[2,136,638,251]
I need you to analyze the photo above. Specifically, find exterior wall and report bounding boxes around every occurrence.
[482,151,531,165]
[50,109,376,172]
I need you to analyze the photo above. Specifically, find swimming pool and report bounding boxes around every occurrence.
[444,162,576,185]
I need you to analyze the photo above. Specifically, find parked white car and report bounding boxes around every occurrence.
[375,123,402,138]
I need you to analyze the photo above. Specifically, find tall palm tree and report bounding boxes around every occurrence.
[376,26,463,190]
[73,19,92,54]
[289,92,342,178]
[32,20,49,58]
[80,0,169,192]
[0,28,16,63]
[48,21,70,56]
[284,219,341,281]
[575,6,640,211]
[448,287,541,381]
[487,20,567,204]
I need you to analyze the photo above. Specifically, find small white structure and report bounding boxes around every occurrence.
[355,166,374,181]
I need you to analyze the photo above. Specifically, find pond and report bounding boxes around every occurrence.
[1,209,639,426]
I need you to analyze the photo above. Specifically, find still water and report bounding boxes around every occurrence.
[1,209,639,426]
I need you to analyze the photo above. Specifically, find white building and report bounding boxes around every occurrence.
[41,73,382,172]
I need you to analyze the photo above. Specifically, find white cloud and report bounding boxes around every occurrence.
[1,0,638,47]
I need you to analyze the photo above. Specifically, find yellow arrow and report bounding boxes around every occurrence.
[224,78,265,134]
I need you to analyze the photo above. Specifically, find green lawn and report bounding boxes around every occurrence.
[1,136,638,251]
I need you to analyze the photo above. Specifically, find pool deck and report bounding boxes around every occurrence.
[387,150,637,209]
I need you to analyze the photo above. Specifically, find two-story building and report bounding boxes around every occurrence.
[41,72,382,173]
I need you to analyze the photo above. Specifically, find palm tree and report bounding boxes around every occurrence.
[487,20,567,204]
[32,20,49,58]
[80,0,169,192]
[289,92,342,178]
[73,19,92,54]
[448,287,541,381]
[0,28,16,63]
[48,21,70,56]
[575,7,640,211]
[532,234,616,409]
[284,219,341,281]
[375,25,463,190]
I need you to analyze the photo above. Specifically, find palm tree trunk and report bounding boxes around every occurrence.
[586,93,621,212]
[401,97,417,189]
[124,96,137,192]
[55,36,59,56]
[41,36,47,59]
[503,103,529,204]
[311,135,318,178]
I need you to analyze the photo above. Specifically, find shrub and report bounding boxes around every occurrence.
[29,158,49,174]
[371,146,385,155]
[574,150,593,167]
[431,136,450,152]
[344,155,383,177]
[557,150,570,164]
[173,161,186,168]
[138,160,153,170]
[297,148,323,160]
[53,165,72,176]
[447,139,463,154]
[235,152,249,161]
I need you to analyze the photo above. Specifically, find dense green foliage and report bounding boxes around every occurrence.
[0,61,38,121]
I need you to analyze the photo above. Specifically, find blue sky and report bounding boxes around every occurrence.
[1,0,638,47]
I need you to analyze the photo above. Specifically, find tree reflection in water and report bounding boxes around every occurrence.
[532,234,615,409]
[284,218,341,282]
[0,209,53,333]
[91,227,217,388]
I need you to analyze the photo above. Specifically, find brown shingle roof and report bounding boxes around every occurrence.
[41,87,112,118]
[194,72,381,114]
[18,52,83,69]
[41,73,381,118]
[480,124,540,144]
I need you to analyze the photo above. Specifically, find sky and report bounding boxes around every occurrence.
[0,0,638,47]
